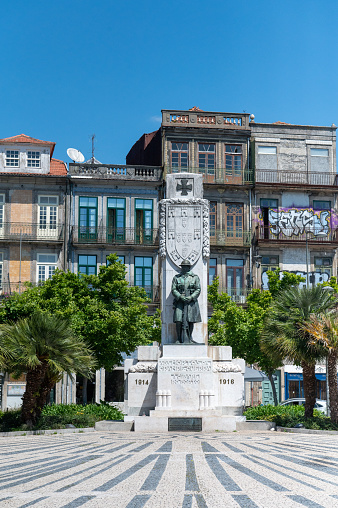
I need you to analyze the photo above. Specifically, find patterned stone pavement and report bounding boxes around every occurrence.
[1,431,338,507]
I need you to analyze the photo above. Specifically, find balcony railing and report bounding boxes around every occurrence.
[0,223,64,242]
[69,163,163,181]
[162,110,250,129]
[257,226,338,243]
[208,286,249,304]
[132,285,160,303]
[210,230,251,247]
[166,166,253,185]
[72,226,159,246]
[255,169,338,187]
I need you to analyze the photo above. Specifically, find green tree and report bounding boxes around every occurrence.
[0,254,160,370]
[261,286,334,418]
[301,312,338,423]
[0,311,95,426]
[208,269,305,405]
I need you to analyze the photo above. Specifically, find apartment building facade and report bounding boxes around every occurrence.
[0,111,337,408]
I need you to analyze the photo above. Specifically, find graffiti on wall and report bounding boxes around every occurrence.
[268,208,330,237]
[261,270,330,290]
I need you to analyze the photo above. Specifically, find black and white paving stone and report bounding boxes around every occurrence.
[1,431,338,507]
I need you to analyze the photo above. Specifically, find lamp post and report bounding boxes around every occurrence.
[322,285,334,417]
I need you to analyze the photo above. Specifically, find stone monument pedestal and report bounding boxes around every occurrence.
[125,344,245,433]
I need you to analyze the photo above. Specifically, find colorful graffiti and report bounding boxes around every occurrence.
[269,208,330,237]
[261,270,330,290]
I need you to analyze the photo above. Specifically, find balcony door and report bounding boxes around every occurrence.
[79,197,97,241]
[260,199,278,239]
[134,256,153,298]
[107,198,125,243]
[225,203,243,243]
[135,199,153,244]
[38,196,58,238]
[226,259,244,301]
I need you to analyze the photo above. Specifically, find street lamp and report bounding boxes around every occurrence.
[322,285,334,417]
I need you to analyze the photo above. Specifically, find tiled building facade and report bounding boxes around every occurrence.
[0,109,337,408]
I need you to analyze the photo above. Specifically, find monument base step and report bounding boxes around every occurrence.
[133,414,242,433]
[150,409,221,417]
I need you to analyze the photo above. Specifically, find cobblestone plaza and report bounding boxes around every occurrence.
[1,431,338,507]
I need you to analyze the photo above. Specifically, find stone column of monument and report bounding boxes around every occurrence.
[125,173,246,432]
[159,173,209,345]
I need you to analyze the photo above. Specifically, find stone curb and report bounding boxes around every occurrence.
[237,420,275,431]
[277,426,338,435]
[0,427,95,437]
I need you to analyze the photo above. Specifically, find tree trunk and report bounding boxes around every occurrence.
[328,352,338,424]
[268,373,278,406]
[301,361,316,419]
[35,374,58,421]
[21,362,48,426]
[82,377,88,405]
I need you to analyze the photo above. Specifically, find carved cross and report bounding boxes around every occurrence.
[176,178,192,196]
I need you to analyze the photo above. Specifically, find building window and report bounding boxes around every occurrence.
[106,255,125,265]
[27,151,40,168]
[260,198,278,239]
[79,197,98,241]
[314,257,332,278]
[135,199,153,244]
[171,142,188,169]
[6,150,19,167]
[198,143,215,174]
[208,258,217,285]
[38,196,58,236]
[209,201,217,239]
[134,256,153,298]
[107,198,125,242]
[258,146,277,155]
[310,148,329,157]
[78,255,97,275]
[37,253,57,283]
[0,194,4,230]
[310,148,329,172]
[313,200,331,210]
[226,259,244,301]
[225,145,242,174]
[261,255,279,273]
[225,204,243,237]
[0,253,3,290]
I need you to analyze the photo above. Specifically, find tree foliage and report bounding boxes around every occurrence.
[0,311,96,426]
[0,254,160,370]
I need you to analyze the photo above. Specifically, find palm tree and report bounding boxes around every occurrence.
[261,285,334,418]
[0,311,96,426]
[301,313,338,423]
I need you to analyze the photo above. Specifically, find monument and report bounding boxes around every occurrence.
[124,173,245,432]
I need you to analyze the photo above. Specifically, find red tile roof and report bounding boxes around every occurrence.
[0,134,55,158]
[50,158,67,175]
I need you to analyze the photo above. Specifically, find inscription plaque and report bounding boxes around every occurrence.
[168,417,202,432]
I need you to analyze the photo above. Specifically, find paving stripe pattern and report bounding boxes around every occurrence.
[1,431,338,507]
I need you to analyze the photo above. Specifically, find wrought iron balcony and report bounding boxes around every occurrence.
[257,226,338,243]
[165,166,253,185]
[255,169,338,187]
[210,230,251,247]
[162,110,250,129]
[72,226,159,246]
[208,286,249,304]
[69,163,163,181]
[0,223,64,242]
[131,285,160,304]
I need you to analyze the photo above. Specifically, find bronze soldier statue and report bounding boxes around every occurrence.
[171,259,202,343]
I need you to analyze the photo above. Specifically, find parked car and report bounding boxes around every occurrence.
[280,398,327,413]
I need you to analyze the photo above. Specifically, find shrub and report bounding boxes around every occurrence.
[0,402,124,432]
[244,404,338,430]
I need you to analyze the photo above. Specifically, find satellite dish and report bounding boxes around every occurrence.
[67,148,85,163]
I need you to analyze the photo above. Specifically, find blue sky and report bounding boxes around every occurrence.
[1,0,338,164]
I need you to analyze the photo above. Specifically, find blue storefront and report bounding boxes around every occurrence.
[285,372,327,400]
